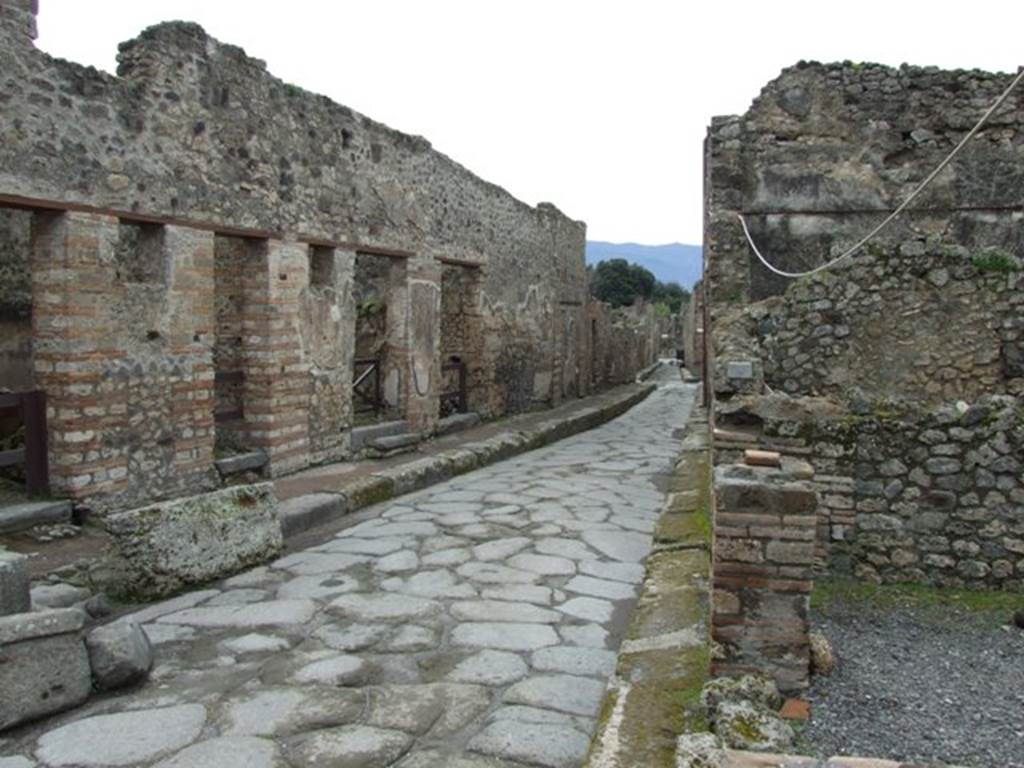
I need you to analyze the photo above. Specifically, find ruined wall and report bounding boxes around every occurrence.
[705,62,1024,597]
[0,1,605,508]
[705,62,1024,402]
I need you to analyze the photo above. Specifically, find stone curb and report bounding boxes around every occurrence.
[279,381,658,541]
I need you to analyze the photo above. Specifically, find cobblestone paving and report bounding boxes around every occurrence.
[2,368,696,768]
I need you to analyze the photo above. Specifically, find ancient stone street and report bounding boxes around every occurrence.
[1,366,697,768]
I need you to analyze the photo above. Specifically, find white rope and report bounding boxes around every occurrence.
[739,66,1024,279]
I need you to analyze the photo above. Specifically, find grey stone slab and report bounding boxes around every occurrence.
[471,537,532,561]
[220,633,291,655]
[276,574,360,601]
[214,450,268,476]
[330,593,443,621]
[577,559,645,584]
[581,529,652,562]
[450,600,561,624]
[534,538,596,561]
[315,537,409,555]
[290,654,369,686]
[141,624,195,645]
[375,550,420,573]
[0,608,90,730]
[446,650,529,686]
[155,599,316,628]
[86,620,153,690]
[0,551,30,616]
[342,521,439,539]
[279,492,345,538]
[503,673,607,716]
[467,719,591,768]
[271,551,370,575]
[564,575,637,601]
[153,736,285,768]
[366,684,491,738]
[289,724,412,767]
[557,596,615,623]
[103,484,282,600]
[0,499,71,534]
[421,548,471,567]
[314,623,390,651]
[531,646,617,677]
[36,704,207,766]
[381,570,478,599]
[217,687,363,737]
[451,622,559,652]
[507,553,576,576]
[457,562,539,585]
[29,582,91,610]
[382,624,437,652]
[558,623,610,648]
[0,757,35,768]
[480,584,554,605]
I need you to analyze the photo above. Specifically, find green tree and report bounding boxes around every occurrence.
[590,259,657,307]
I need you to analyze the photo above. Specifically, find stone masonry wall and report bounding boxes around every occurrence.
[0,2,665,510]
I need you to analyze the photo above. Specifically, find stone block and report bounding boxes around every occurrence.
[0,551,30,616]
[85,621,153,690]
[0,500,72,534]
[102,483,283,600]
[279,493,346,539]
[0,607,90,731]
[30,582,91,610]
[726,360,755,380]
[214,450,268,478]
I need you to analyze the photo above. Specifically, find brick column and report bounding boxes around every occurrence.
[241,239,311,476]
[163,224,217,488]
[711,464,818,693]
[31,211,129,500]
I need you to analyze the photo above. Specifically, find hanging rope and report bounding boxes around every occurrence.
[739,66,1024,279]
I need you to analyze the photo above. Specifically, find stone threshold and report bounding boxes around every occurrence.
[585,401,713,768]
[276,379,658,543]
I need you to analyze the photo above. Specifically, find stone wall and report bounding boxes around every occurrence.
[0,2,660,511]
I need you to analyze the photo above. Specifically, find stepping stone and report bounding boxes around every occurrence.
[450,600,561,624]
[217,687,363,737]
[153,736,285,768]
[531,646,617,677]
[289,725,412,767]
[458,562,539,585]
[156,601,317,629]
[468,720,590,768]
[503,674,606,716]
[471,537,531,561]
[447,650,529,686]
[581,530,652,562]
[507,553,576,576]
[578,559,645,584]
[36,704,206,767]
[330,593,442,622]
[564,575,637,601]
[451,623,559,652]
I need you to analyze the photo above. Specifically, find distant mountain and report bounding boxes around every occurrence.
[586,242,703,290]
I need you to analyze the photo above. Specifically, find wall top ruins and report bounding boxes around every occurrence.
[0,1,585,294]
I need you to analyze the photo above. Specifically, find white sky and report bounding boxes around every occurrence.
[34,1,1022,245]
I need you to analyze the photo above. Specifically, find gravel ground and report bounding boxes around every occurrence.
[803,596,1024,768]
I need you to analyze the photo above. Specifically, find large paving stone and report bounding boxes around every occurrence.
[290,654,370,686]
[578,559,646,584]
[155,600,317,628]
[289,725,412,768]
[381,570,477,599]
[217,687,363,737]
[366,684,491,737]
[557,596,615,623]
[467,719,591,768]
[276,574,360,600]
[507,553,576,576]
[471,537,531,561]
[35,704,207,766]
[153,736,286,768]
[503,674,606,716]
[451,622,559,651]
[581,530,652,562]
[0,608,91,731]
[103,484,283,600]
[221,633,292,655]
[481,584,554,605]
[314,623,390,651]
[450,600,561,624]
[534,538,596,561]
[564,575,637,601]
[457,562,539,585]
[531,646,617,677]
[330,593,443,621]
[271,552,370,575]
[375,550,420,573]
[447,650,529,686]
